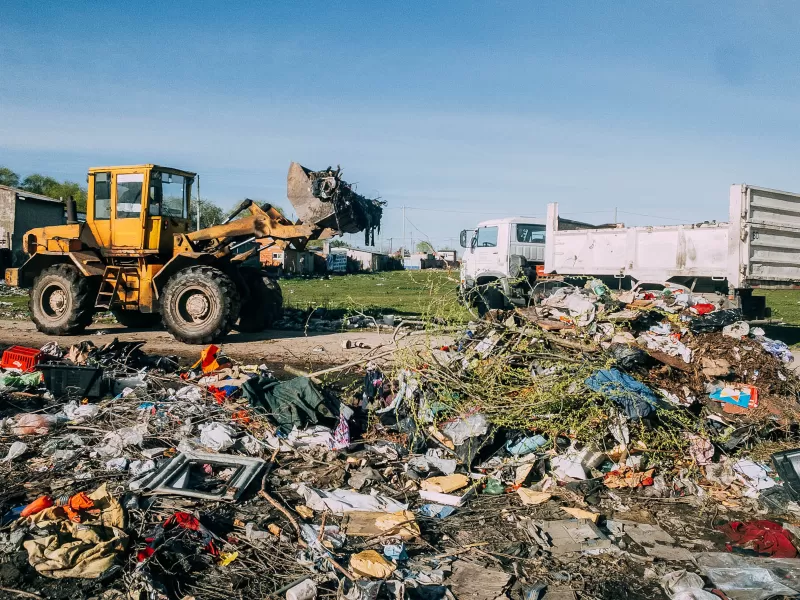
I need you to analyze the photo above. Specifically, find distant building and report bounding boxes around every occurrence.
[346,248,399,272]
[0,185,65,267]
[260,247,315,275]
[404,251,458,270]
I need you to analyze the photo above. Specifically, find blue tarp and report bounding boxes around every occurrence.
[585,368,661,420]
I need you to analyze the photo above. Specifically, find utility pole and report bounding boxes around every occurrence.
[402,206,406,257]
[196,175,201,231]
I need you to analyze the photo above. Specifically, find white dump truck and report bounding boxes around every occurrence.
[459,184,800,319]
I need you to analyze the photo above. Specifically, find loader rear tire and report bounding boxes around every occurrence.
[112,309,162,329]
[161,266,240,344]
[237,267,283,332]
[30,264,97,335]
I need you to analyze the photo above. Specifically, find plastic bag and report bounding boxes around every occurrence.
[608,343,650,370]
[199,422,236,451]
[689,309,742,334]
[12,413,60,436]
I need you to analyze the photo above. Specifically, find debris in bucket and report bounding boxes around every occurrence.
[2,278,800,600]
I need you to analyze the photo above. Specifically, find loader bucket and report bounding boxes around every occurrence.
[287,162,384,245]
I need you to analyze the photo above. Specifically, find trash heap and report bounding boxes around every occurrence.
[2,281,800,600]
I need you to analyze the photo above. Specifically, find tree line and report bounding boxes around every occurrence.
[0,166,88,211]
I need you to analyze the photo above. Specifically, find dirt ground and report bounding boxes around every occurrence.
[0,319,448,372]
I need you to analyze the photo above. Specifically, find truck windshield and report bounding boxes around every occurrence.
[516,224,545,243]
[149,171,189,218]
[475,226,498,247]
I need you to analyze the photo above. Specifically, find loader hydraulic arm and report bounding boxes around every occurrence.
[186,200,317,246]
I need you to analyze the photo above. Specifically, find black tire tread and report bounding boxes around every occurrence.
[29,263,96,335]
[161,265,240,344]
[237,267,283,332]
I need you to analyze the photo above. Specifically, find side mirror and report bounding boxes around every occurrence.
[459,230,467,248]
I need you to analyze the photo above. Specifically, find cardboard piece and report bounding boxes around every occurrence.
[341,510,420,540]
[517,489,552,506]
[350,549,396,579]
[561,506,600,523]
[420,474,469,493]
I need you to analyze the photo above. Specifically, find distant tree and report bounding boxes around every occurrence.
[19,174,88,211]
[198,198,225,230]
[0,167,19,187]
[439,246,455,252]
[19,174,60,195]
[330,239,350,248]
[416,241,434,253]
[306,239,324,249]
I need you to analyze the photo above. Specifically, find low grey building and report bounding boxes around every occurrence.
[0,185,65,267]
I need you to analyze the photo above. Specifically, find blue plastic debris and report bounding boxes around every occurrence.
[384,543,408,561]
[418,504,455,519]
[506,435,548,456]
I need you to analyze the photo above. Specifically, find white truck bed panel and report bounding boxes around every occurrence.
[545,184,800,289]
[739,185,800,286]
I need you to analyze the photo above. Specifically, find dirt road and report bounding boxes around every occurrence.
[0,319,447,371]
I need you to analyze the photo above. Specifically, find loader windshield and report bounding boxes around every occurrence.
[149,171,189,219]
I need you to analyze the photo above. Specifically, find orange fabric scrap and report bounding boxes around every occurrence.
[63,491,95,523]
[604,466,655,489]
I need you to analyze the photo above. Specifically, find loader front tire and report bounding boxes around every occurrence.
[161,266,241,344]
[30,264,97,335]
[236,267,283,332]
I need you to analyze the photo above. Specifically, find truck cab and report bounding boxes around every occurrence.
[459,217,547,311]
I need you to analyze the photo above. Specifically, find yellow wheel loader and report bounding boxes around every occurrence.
[5,163,383,344]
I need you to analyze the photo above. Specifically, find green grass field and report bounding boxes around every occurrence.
[754,290,800,324]
[281,269,469,319]
[2,275,799,339]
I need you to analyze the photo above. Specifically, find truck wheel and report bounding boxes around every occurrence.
[30,264,97,335]
[475,283,506,316]
[161,266,241,344]
[237,267,284,332]
[112,309,162,329]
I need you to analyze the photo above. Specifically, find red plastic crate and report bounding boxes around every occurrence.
[1,346,42,372]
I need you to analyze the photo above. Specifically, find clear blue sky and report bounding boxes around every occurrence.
[2,1,799,251]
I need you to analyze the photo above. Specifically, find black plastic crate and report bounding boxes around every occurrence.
[39,364,106,398]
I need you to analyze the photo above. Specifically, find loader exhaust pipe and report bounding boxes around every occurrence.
[66,196,78,225]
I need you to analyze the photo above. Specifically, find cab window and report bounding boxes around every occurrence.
[516,224,545,243]
[116,173,144,218]
[149,171,188,218]
[475,226,498,247]
[93,172,112,220]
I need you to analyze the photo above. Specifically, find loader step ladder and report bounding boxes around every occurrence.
[95,266,124,309]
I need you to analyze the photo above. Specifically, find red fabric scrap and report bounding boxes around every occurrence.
[718,520,797,558]
[693,303,715,315]
[137,546,155,562]
[207,385,227,404]
[167,511,202,531]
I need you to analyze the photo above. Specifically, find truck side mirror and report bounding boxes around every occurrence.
[459,230,467,248]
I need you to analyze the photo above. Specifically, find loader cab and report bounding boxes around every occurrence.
[87,164,195,255]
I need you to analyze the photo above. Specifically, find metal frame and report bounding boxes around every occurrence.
[139,449,265,502]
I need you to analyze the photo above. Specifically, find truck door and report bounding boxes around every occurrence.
[472,225,504,275]
[111,171,146,249]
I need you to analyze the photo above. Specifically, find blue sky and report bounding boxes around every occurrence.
[2,1,799,251]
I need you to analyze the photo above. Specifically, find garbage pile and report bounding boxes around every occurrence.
[287,162,385,246]
[2,280,800,600]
